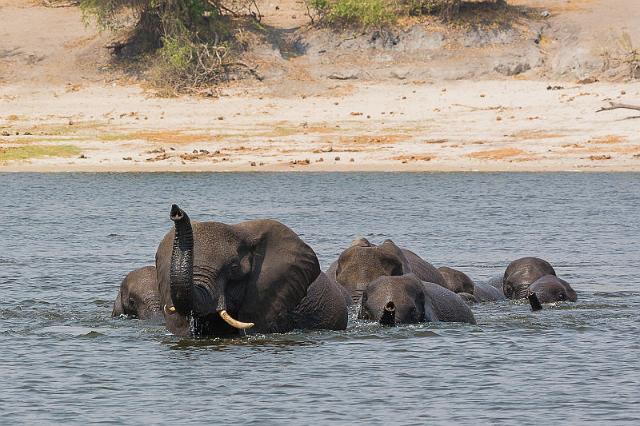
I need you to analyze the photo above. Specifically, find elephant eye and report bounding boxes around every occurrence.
[228,258,241,270]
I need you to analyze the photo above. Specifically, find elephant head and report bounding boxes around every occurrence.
[156,205,320,337]
[334,238,409,300]
[503,257,556,299]
[437,266,475,298]
[112,265,161,320]
[528,275,577,304]
[359,275,426,325]
[359,274,476,325]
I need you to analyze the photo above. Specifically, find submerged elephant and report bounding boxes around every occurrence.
[528,275,577,304]
[112,266,162,321]
[437,266,505,303]
[157,205,348,337]
[358,274,476,325]
[503,257,577,304]
[327,237,446,303]
[503,257,556,299]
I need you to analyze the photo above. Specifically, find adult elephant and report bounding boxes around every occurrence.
[157,205,347,337]
[437,266,505,303]
[326,237,446,304]
[358,274,476,325]
[112,266,162,321]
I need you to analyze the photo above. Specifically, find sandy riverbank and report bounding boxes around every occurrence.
[1,0,639,172]
[1,79,639,172]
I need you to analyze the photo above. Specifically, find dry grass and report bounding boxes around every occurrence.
[509,130,565,140]
[98,130,213,144]
[337,135,404,145]
[391,154,435,162]
[588,135,625,144]
[468,147,525,159]
[0,145,81,162]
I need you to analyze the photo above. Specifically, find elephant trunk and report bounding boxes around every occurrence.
[168,204,254,331]
[169,204,194,316]
[528,292,543,311]
[379,301,396,326]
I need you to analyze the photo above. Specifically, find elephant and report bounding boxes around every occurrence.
[358,274,476,325]
[112,265,162,321]
[437,266,505,303]
[528,275,577,304]
[156,205,348,337]
[503,257,577,304]
[474,281,505,302]
[326,237,446,304]
[486,274,504,290]
[503,257,556,300]
[437,266,474,294]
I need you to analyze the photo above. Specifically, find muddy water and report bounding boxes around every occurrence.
[1,173,639,424]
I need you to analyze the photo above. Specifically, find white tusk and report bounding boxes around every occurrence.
[163,304,176,315]
[219,310,254,330]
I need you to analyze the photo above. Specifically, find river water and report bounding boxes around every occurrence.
[1,173,638,424]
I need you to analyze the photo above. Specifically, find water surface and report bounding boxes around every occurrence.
[1,173,639,424]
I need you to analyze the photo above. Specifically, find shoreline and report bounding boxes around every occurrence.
[2,79,640,173]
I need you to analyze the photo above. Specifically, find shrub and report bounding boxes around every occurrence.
[80,1,257,93]
[308,0,394,27]
[307,1,507,26]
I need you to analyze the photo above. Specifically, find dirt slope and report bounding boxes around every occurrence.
[0,0,112,85]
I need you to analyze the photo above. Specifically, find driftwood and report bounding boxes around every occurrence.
[597,102,640,113]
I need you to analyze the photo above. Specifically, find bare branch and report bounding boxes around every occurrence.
[597,102,640,112]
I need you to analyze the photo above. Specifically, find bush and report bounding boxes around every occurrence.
[80,1,257,93]
[307,1,507,27]
[308,0,394,27]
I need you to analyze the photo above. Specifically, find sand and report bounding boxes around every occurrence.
[1,0,639,172]
[1,79,639,172]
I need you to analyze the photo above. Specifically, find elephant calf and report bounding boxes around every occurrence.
[112,266,162,321]
[528,275,577,304]
[359,274,476,326]
[437,266,505,303]
[503,257,577,304]
[327,237,446,304]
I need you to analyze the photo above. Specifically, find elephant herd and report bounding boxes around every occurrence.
[112,205,578,337]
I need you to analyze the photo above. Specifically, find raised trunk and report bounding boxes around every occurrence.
[167,204,255,332]
[169,204,194,315]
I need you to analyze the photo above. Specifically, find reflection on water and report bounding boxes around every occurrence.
[1,173,639,424]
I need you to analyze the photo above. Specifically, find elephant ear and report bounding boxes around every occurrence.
[236,219,320,333]
[380,239,411,273]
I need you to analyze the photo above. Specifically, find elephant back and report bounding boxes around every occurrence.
[421,282,476,324]
[473,281,506,302]
[402,249,447,287]
[325,260,355,306]
[293,272,348,330]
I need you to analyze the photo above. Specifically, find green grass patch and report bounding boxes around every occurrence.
[0,145,82,162]
[310,0,394,27]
